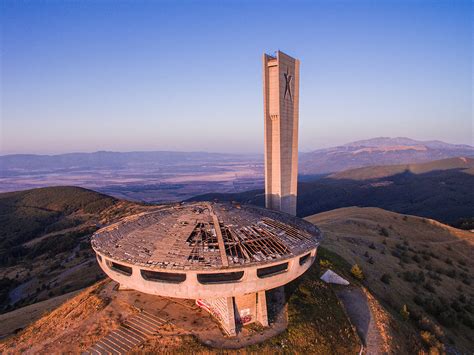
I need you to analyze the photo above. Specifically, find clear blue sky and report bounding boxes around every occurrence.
[1,0,472,154]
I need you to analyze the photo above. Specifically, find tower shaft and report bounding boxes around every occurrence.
[263,51,300,216]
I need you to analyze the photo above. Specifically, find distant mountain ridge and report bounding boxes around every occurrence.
[341,137,472,149]
[1,137,472,175]
[0,151,258,173]
[299,137,474,174]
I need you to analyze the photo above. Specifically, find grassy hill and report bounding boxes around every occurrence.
[0,270,362,353]
[0,208,432,353]
[307,207,474,353]
[0,187,117,259]
[3,187,470,352]
[0,186,149,313]
[329,156,474,180]
[189,157,474,225]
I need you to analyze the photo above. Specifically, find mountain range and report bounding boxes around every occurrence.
[1,137,472,176]
[299,137,474,174]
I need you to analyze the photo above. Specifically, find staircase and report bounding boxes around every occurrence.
[86,310,167,354]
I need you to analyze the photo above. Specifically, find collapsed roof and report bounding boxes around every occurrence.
[92,202,322,271]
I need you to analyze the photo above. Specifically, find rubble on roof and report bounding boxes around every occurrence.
[91,202,322,271]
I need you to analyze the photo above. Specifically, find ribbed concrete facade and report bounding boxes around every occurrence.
[263,51,300,216]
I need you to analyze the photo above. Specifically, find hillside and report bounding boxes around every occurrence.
[330,156,474,180]
[0,266,361,353]
[189,157,474,225]
[300,137,474,174]
[306,207,474,353]
[2,188,470,352]
[0,187,151,314]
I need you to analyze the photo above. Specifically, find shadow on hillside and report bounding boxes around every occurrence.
[187,168,474,226]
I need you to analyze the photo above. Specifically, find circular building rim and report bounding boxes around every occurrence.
[93,247,318,298]
[92,245,317,274]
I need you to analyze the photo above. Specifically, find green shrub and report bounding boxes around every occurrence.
[400,304,410,321]
[424,282,436,293]
[379,227,389,237]
[380,273,391,284]
[403,271,425,283]
[319,259,332,268]
[351,264,364,280]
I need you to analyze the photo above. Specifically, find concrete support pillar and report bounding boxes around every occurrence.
[224,297,237,336]
[197,297,236,336]
[198,291,270,336]
[257,290,269,327]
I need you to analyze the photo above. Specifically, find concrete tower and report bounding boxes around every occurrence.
[263,51,300,216]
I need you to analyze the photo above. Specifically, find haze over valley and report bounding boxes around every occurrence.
[1,137,472,203]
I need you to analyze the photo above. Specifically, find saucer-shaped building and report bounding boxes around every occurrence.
[91,201,321,335]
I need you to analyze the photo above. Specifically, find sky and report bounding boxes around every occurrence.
[1,0,472,155]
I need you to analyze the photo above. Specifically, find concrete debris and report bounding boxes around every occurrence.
[320,270,349,285]
[91,202,322,271]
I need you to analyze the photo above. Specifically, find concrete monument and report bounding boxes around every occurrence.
[263,51,300,216]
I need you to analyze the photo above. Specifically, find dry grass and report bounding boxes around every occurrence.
[0,289,81,339]
[0,280,134,354]
[0,265,360,354]
[306,207,474,353]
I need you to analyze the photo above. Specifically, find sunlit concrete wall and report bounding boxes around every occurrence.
[263,51,300,216]
[93,247,317,299]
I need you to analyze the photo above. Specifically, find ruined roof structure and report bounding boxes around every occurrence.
[92,201,321,271]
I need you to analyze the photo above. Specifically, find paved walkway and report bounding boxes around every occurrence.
[86,310,167,355]
[336,287,384,354]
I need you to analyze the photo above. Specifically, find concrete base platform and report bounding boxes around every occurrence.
[113,281,288,348]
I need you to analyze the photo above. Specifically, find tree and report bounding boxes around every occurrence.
[380,273,391,284]
[400,304,410,321]
[351,264,364,280]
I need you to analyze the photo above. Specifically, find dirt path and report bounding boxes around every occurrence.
[336,287,384,354]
